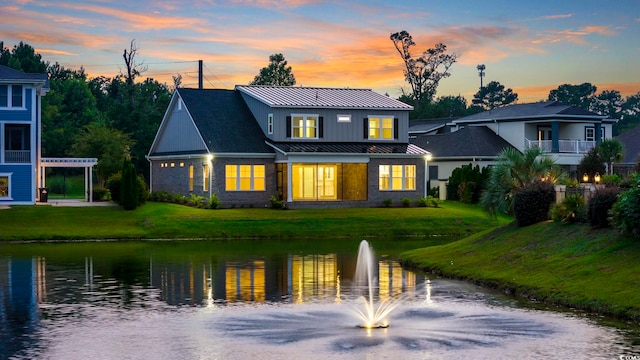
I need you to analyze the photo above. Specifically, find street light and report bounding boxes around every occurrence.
[424,153,432,198]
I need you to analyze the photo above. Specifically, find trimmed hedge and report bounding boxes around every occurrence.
[513,181,555,227]
[587,187,620,228]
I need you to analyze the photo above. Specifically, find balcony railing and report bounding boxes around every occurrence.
[525,139,596,154]
[4,150,31,163]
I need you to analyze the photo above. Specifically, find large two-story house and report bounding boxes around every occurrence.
[410,101,616,190]
[147,86,429,207]
[0,65,48,205]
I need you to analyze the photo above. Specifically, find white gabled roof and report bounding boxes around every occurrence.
[236,85,413,110]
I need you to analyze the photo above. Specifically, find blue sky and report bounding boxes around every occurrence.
[2,0,639,102]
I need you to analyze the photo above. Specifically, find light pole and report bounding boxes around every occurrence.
[424,153,432,198]
[476,64,486,89]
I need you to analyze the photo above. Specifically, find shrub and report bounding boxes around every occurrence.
[136,175,148,205]
[268,194,285,209]
[448,163,490,203]
[120,159,138,210]
[612,175,640,238]
[92,187,108,201]
[550,194,586,223]
[382,198,392,207]
[401,197,412,207]
[189,194,205,207]
[601,174,621,187]
[587,187,620,228]
[149,190,170,202]
[106,172,122,203]
[416,197,427,207]
[209,194,221,209]
[427,195,440,208]
[513,181,555,227]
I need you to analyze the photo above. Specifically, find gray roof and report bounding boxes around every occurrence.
[0,64,49,88]
[236,85,413,110]
[267,141,427,156]
[453,101,606,123]
[409,118,451,134]
[410,126,514,159]
[615,125,640,165]
[177,88,274,154]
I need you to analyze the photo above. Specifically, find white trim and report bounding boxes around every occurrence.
[291,113,320,139]
[0,172,13,200]
[267,113,274,134]
[337,114,351,123]
[367,115,394,140]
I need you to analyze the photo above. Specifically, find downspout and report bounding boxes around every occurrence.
[146,156,153,193]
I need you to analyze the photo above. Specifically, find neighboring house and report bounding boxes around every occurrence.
[410,101,616,187]
[0,65,48,205]
[147,86,429,208]
[614,125,640,175]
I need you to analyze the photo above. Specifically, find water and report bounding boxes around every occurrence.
[1,239,639,359]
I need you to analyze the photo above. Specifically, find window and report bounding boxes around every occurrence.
[291,114,318,139]
[368,116,394,139]
[0,174,10,199]
[0,85,23,108]
[585,126,605,141]
[268,113,274,134]
[203,164,210,191]
[225,164,265,191]
[292,164,337,200]
[189,165,194,191]
[379,165,416,191]
[4,124,30,163]
[337,114,351,123]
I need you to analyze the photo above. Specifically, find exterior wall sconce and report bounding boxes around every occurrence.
[582,173,589,183]
[594,172,601,184]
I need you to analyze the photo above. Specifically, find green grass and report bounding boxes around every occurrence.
[400,221,640,321]
[0,201,511,241]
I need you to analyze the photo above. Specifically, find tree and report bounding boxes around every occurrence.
[597,139,624,175]
[71,121,134,186]
[120,158,139,210]
[390,31,457,104]
[619,92,640,134]
[249,53,296,86]
[578,146,606,182]
[472,81,518,110]
[480,147,561,216]
[548,83,597,110]
[0,41,48,73]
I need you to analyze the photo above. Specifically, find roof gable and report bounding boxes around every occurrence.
[235,85,413,110]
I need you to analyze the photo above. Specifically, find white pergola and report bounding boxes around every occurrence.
[39,158,98,202]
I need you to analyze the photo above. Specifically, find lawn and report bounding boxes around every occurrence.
[0,201,511,241]
[401,221,640,321]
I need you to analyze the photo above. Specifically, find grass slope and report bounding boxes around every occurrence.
[401,221,640,321]
[0,201,511,241]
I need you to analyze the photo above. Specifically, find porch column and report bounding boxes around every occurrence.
[595,123,602,144]
[551,121,559,153]
[287,162,292,203]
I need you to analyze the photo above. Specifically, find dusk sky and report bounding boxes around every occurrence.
[2,0,639,103]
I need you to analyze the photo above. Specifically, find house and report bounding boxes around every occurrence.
[410,101,616,190]
[147,86,429,207]
[0,65,48,205]
[614,125,640,175]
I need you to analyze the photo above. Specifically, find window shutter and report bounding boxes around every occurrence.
[286,116,291,138]
[318,116,324,138]
[394,118,399,139]
[363,118,368,139]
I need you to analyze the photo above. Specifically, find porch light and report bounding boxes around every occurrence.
[594,172,601,184]
[582,173,589,183]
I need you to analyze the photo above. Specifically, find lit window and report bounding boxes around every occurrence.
[189,165,194,191]
[0,174,10,198]
[170,162,175,167]
[179,162,184,167]
[268,113,274,134]
[379,165,416,190]
[337,114,351,123]
[225,165,265,191]
[292,164,337,200]
[203,164,210,191]
[292,114,318,139]
[368,116,394,139]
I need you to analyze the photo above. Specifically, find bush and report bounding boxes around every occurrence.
[447,164,490,203]
[416,197,427,207]
[401,197,412,207]
[382,198,392,207]
[210,194,221,209]
[92,187,108,201]
[106,172,122,203]
[149,190,170,202]
[551,194,586,223]
[136,175,148,204]
[120,159,138,210]
[268,194,284,209]
[587,187,620,228]
[189,194,205,207]
[612,175,640,238]
[601,174,621,187]
[513,181,555,227]
[416,196,440,208]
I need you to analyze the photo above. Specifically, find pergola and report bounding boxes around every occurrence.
[39,158,98,202]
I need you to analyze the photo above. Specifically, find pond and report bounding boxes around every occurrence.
[1,238,639,359]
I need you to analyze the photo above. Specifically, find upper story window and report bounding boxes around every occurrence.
[4,124,31,163]
[268,113,274,135]
[585,126,605,142]
[367,116,395,140]
[0,85,23,108]
[287,114,322,139]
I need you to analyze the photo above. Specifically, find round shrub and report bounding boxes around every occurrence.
[551,194,586,223]
[513,181,555,227]
[587,187,620,228]
[106,172,122,203]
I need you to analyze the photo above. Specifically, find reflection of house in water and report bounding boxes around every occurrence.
[150,253,417,306]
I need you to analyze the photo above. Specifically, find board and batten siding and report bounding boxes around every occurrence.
[152,100,207,154]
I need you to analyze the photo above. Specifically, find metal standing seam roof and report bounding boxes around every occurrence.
[236,85,413,110]
[267,140,428,156]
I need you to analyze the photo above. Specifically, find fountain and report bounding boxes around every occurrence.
[350,240,400,329]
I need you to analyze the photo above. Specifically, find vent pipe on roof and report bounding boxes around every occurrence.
[198,60,203,89]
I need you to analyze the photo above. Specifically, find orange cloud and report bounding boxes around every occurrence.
[538,14,572,20]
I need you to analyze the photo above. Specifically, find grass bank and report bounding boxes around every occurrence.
[0,201,511,241]
[400,221,640,322]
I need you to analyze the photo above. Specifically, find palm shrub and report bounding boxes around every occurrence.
[513,180,555,227]
[551,194,586,223]
[587,187,620,228]
[612,175,640,238]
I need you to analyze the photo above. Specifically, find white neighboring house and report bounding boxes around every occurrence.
[410,101,616,194]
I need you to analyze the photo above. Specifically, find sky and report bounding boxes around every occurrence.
[2,0,640,103]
